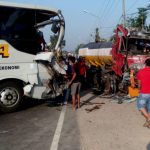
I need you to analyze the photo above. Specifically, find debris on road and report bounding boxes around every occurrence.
[82,101,105,105]
[85,104,102,113]
[123,97,137,103]
[110,95,138,104]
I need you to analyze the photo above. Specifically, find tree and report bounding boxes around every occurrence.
[48,35,66,51]
[48,35,58,51]
[95,28,100,43]
[127,8,148,29]
[75,43,84,54]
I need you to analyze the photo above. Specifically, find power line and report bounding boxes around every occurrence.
[93,0,108,28]
[98,0,108,17]
[100,0,120,37]
[126,9,150,16]
[88,0,117,35]
[85,0,112,36]
[126,0,138,12]
[100,26,114,28]
[101,0,116,23]
[99,0,111,22]
[126,12,138,16]
[101,0,120,26]
[101,0,117,37]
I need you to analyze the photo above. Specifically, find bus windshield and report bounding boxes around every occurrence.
[0,4,65,55]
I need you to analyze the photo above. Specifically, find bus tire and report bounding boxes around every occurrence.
[0,81,23,113]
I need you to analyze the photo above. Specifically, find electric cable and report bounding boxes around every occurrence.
[101,0,117,24]
[126,0,138,12]
[99,0,111,22]
[103,0,120,26]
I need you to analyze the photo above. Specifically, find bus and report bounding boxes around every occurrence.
[0,2,66,112]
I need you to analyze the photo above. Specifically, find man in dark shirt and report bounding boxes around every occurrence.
[68,56,81,111]
[36,30,46,52]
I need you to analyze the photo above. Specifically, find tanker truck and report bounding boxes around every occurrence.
[79,41,114,93]
[0,2,67,112]
[79,25,150,96]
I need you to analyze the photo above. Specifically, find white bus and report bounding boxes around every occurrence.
[0,2,66,112]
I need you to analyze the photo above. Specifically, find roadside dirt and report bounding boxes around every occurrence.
[77,92,150,150]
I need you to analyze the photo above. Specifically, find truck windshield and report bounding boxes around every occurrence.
[0,5,64,55]
[128,38,150,55]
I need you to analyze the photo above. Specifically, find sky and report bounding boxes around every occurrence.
[1,0,150,51]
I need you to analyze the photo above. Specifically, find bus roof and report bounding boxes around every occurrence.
[0,1,59,14]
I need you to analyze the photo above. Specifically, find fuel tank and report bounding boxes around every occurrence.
[78,42,112,67]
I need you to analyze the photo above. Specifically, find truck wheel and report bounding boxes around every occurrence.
[0,81,23,113]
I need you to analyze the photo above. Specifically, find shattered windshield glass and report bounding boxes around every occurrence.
[128,38,150,55]
[0,6,60,55]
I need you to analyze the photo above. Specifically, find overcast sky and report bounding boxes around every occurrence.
[2,0,150,51]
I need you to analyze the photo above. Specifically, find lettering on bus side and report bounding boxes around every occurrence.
[0,44,9,58]
[0,66,20,70]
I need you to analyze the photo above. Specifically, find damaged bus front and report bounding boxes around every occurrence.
[0,2,66,112]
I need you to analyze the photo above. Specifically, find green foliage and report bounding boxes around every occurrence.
[95,28,100,43]
[127,8,148,29]
[75,43,84,54]
[49,35,58,50]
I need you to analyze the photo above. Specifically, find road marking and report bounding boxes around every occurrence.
[0,130,9,134]
[50,105,67,150]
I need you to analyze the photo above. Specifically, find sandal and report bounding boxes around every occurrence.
[143,120,150,127]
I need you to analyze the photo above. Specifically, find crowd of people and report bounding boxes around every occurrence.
[60,55,150,129]
[59,55,88,111]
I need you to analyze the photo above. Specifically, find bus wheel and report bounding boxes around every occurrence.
[0,81,23,113]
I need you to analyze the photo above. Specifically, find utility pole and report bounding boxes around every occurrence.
[122,0,126,27]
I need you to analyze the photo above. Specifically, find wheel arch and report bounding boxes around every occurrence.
[0,78,26,88]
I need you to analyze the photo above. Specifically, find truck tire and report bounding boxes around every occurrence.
[0,81,23,113]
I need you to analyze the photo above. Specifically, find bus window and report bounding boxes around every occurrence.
[0,6,59,55]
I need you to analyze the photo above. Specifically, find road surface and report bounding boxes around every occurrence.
[0,91,150,150]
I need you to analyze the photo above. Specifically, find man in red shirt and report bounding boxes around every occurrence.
[137,58,150,128]
[77,57,87,87]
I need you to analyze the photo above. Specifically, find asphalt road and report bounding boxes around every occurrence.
[2,90,149,150]
[0,98,80,150]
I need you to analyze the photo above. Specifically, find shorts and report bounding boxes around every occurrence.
[137,93,150,113]
[71,82,81,95]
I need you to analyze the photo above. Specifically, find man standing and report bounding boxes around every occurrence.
[77,57,87,88]
[68,56,81,111]
[137,58,150,128]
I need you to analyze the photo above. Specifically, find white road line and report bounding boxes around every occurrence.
[50,105,67,150]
